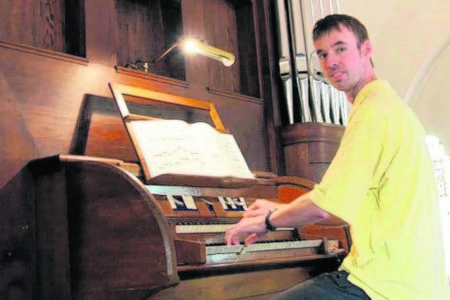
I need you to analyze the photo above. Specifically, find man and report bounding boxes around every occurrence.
[225,14,450,299]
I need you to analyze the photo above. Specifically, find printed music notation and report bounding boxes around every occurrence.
[129,120,254,179]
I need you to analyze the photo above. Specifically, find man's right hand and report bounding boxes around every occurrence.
[243,199,285,217]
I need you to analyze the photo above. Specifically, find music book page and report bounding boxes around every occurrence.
[129,119,254,179]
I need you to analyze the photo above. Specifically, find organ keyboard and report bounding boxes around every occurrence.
[150,190,344,268]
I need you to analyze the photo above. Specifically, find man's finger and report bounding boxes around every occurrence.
[244,233,259,245]
[243,210,265,218]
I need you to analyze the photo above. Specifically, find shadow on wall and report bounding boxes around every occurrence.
[0,69,40,190]
[0,70,38,299]
[409,39,450,152]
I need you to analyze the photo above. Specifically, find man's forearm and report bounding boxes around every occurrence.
[268,192,330,228]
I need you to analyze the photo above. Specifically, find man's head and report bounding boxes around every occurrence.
[312,14,376,102]
[313,14,370,49]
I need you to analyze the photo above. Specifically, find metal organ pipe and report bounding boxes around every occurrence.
[275,0,347,126]
[274,0,295,124]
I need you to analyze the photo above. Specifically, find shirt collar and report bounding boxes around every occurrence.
[352,80,390,108]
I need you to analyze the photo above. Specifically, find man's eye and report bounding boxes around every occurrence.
[336,47,346,53]
[317,53,327,60]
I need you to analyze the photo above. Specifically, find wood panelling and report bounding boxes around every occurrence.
[181,0,259,97]
[151,267,313,300]
[115,0,184,79]
[0,57,268,187]
[0,0,280,196]
[116,0,165,65]
[0,69,40,190]
[253,0,286,174]
[235,1,259,97]
[0,0,84,56]
[0,0,62,51]
[203,0,240,94]
[0,169,36,299]
[0,0,285,191]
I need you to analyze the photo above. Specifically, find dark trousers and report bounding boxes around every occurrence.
[273,270,371,300]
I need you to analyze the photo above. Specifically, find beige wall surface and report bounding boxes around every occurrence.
[412,46,450,149]
[343,0,450,150]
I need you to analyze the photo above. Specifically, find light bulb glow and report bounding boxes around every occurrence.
[182,38,235,67]
[184,39,200,54]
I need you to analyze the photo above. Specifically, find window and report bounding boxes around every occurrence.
[426,135,450,280]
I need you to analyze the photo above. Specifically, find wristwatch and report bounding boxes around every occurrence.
[265,208,277,231]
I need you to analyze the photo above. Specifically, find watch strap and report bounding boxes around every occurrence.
[265,208,277,231]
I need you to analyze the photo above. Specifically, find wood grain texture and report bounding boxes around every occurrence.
[0,169,35,299]
[282,123,345,183]
[29,156,179,299]
[0,0,288,259]
[0,0,69,52]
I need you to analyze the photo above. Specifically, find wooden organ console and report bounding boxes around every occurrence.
[27,154,350,299]
[1,84,351,299]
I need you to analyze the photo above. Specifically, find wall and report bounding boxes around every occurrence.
[412,45,450,150]
[343,0,450,149]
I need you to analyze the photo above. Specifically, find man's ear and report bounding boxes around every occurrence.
[361,40,373,58]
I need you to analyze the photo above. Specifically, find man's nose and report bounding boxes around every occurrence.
[325,53,338,68]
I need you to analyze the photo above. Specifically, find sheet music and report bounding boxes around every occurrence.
[129,120,254,179]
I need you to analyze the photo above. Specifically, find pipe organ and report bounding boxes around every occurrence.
[274,0,348,125]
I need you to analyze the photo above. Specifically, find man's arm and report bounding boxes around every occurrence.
[270,192,330,228]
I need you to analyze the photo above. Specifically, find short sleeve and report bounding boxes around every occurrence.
[310,100,386,224]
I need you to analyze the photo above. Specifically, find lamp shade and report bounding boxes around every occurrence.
[183,38,235,67]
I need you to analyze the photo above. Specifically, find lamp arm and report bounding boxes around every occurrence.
[152,42,179,63]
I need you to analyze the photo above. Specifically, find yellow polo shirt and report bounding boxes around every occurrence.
[310,80,450,299]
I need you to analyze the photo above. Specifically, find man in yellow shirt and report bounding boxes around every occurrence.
[225,14,450,299]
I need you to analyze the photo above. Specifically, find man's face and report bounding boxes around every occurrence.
[314,25,372,99]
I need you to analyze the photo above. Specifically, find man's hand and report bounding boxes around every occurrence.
[243,199,285,217]
[225,199,286,246]
[225,214,268,246]
[225,193,330,247]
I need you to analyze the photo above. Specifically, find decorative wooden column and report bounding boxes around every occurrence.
[281,122,345,183]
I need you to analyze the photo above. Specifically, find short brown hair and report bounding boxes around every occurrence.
[313,14,370,47]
